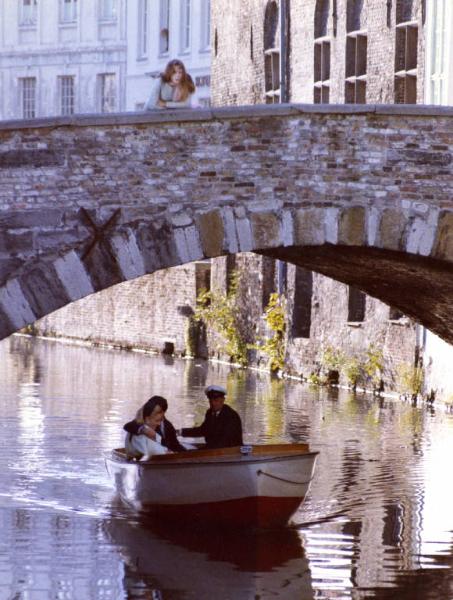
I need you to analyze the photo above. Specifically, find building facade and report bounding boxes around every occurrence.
[421,0,453,400]
[208,0,451,396]
[0,0,211,121]
[0,0,128,119]
[13,0,453,401]
[126,0,211,110]
[425,0,453,105]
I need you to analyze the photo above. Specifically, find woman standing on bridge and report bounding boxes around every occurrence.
[144,59,196,110]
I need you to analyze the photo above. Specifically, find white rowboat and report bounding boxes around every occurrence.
[105,443,318,528]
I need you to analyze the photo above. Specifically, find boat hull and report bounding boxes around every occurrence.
[105,444,318,528]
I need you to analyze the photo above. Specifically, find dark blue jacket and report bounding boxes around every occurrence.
[181,404,243,449]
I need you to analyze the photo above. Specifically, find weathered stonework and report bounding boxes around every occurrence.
[0,106,452,351]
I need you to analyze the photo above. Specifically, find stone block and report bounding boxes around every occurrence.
[0,278,36,329]
[250,212,281,250]
[294,208,325,246]
[338,207,366,246]
[0,209,64,230]
[378,208,407,251]
[197,210,225,257]
[433,212,453,262]
[54,250,95,301]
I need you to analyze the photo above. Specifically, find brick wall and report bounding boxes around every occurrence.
[212,0,425,105]
[209,0,427,391]
[35,265,203,356]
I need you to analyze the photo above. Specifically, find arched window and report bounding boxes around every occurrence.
[264,1,280,103]
[345,0,367,103]
[314,0,331,103]
[395,0,418,103]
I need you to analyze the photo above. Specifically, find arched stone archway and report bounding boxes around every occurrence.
[0,104,452,342]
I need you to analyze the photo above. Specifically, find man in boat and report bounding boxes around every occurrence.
[177,385,243,449]
[124,395,187,452]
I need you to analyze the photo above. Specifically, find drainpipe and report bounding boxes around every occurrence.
[280,0,288,103]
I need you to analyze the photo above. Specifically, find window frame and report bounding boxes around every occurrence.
[425,0,452,105]
[180,0,191,54]
[200,0,211,52]
[59,0,78,24]
[159,0,170,56]
[98,73,116,113]
[19,0,38,27]
[59,75,75,116]
[394,20,418,104]
[99,0,117,22]
[20,77,37,119]
[345,29,367,104]
[314,36,331,103]
[137,0,148,59]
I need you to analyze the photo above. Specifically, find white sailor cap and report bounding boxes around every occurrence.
[205,385,227,396]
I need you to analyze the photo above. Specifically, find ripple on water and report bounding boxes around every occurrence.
[1,336,453,599]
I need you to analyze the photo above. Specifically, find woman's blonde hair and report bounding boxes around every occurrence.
[161,59,196,101]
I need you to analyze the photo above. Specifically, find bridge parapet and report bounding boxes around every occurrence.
[0,104,452,342]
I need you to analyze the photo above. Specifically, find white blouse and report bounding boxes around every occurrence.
[125,431,168,459]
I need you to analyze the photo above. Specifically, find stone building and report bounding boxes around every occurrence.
[0,0,212,357]
[0,0,211,120]
[207,0,449,394]
[22,0,453,400]
[0,0,128,119]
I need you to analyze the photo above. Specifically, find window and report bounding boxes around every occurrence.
[99,0,116,21]
[314,0,331,103]
[264,1,280,103]
[20,77,36,119]
[200,0,210,50]
[346,0,364,32]
[59,76,74,115]
[394,1,417,104]
[348,286,365,322]
[345,0,366,103]
[426,0,452,104]
[291,268,312,338]
[60,0,77,23]
[99,73,116,113]
[159,0,170,55]
[180,0,191,53]
[19,0,38,26]
[345,31,367,103]
[137,0,148,58]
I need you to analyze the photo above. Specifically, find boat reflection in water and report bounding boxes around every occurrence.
[105,510,314,599]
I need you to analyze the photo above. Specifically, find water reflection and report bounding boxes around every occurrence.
[105,510,313,599]
[1,334,453,599]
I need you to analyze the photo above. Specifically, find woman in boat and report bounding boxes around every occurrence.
[144,59,196,111]
[124,395,186,452]
[125,397,170,460]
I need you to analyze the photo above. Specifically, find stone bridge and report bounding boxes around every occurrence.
[0,104,452,343]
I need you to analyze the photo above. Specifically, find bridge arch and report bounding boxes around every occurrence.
[0,105,452,342]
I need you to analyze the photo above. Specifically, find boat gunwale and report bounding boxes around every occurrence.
[106,449,319,469]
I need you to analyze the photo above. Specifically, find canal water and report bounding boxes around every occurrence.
[1,334,453,599]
